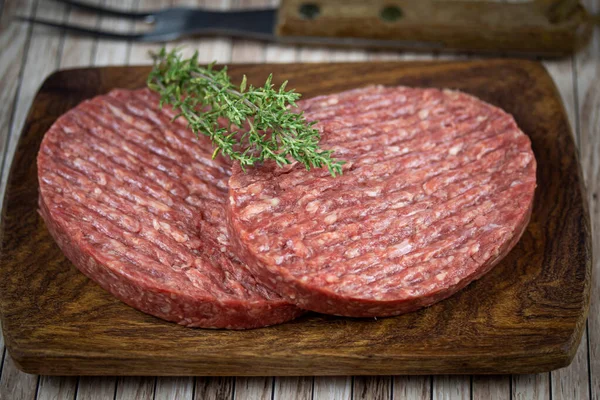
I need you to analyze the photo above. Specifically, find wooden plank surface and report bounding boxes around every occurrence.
[273,377,313,400]
[313,377,351,400]
[0,0,597,399]
[512,374,550,400]
[544,55,592,400]
[0,0,35,395]
[195,377,234,400]
[0,1,63,399]
[577,1,599,400]
[2,60,587,376]
[115,376,155,400]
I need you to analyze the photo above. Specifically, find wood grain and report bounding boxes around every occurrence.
[0,60,591,377]
[175,0,232,63]
[512,374,550,400]
[0,323,3,379]
[0,0,66,201]
[115,377,155,400]
[273,377,313,400]
[432,376,470,400]
[60,0,101,69]
[194,377,234,400]
[276,0,591,55]
[126,0,166,64]
[577,1,599,400]
[313,377,351,400]
[0,1,63,398]
[540,55,591,400]
[0,0,36,391]
[472,376,510,400]
[0,356,37,400]
[93,0,134,66]
[392,376,430,400]
[230,0,267,63]
[234,377,273,400]
[36,376,77,400]
[76,377,116,400]
[0,0,36,187]
[353,376,391,400]
[154,377,194,400]
[543,34,592,400]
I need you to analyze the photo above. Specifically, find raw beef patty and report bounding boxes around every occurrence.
[38,88,303,329]
[228,86,537,317]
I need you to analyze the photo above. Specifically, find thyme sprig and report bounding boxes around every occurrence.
[147,48,343,176]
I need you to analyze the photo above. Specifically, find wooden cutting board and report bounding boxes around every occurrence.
[0,60,591,376]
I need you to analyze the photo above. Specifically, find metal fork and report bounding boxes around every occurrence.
[17,0,276,42]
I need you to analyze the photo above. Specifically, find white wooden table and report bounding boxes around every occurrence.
[0,0,597,399]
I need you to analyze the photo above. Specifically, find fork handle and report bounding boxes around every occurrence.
[275,0,592,56]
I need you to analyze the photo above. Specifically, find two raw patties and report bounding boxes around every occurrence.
[38,85,536,327]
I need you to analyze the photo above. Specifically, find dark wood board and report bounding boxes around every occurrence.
[0,60,591,376]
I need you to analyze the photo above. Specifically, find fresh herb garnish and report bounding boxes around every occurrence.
[147,48,343,176]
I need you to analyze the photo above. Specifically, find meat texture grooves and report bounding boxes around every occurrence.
[228,86,537,317]
[37,88,303,329]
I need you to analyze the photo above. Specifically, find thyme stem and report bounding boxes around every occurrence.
[147,48,343,176]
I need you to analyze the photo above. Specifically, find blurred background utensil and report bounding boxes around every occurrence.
[17,0,598,56]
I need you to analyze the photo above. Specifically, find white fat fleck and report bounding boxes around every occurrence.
[247,183,263,195]
[390,201,409,210]
[96,172,107,185]
[418,109,430,120]
[241,200,276,218]
[443,89,460,99]
[93,188,102,194]
[436,272,447,281]
[324,213,337,225]
[388,239,413,258]
[344,248,360,259]
[365,188,381,197]
[510,180,522,187]
[470,243,480,255]
[258,244,270,252]
[306,200,320,213]
[217,234,227,245]
[300,276,309,283]
[388,146,400,153]
[171,231,189,243]
[152,219,161,231]
[448,144,463,156]
[325,275,338,283]
[477,115,488,122]
[275,256,284,265]
[160,304,172,314]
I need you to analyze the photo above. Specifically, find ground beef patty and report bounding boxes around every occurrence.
[38,88,303,329]
[228,86,537,317]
